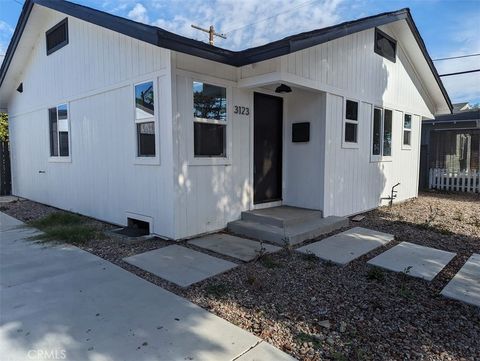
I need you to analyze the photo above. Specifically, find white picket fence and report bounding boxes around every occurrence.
[429,168,479,193]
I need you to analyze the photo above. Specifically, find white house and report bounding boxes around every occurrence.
[0,0,452,241]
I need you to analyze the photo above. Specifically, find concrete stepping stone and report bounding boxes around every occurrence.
[368,242,456,281]
[441,254,480,307]
[188,233,281,262]
[123,245,237,287]
[296,227,394,265]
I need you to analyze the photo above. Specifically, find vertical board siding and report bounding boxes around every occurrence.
[174,73,251,239]
[8,13,169,116]
[323,93,421,217]
[284,89,326,209]
[8,13,175,237]
[279,28,431,116]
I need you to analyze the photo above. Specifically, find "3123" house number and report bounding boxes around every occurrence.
[234,105,250,115]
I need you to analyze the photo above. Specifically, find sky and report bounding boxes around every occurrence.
[0,0,479,105]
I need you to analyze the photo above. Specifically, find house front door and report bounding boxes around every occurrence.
[253,92,283,204]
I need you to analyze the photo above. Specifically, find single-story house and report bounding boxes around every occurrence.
[0,0,452,240]
[419,107,479,190]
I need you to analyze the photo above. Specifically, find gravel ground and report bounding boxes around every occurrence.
[1,192,479,361]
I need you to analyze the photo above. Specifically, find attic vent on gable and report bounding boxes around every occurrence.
[46,18,69,55]
[374,28,396,63]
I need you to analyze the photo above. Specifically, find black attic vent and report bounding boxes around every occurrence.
[16,83,23,93]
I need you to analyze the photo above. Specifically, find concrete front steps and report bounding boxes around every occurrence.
[227,206,348,246]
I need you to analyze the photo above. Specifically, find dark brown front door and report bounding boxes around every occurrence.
[253,92,283,204]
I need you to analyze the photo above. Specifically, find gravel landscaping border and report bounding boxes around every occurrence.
[1,192,479,360]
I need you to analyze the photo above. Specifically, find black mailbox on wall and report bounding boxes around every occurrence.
[292,122,310,142]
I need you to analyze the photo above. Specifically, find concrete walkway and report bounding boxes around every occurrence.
[0,212,296,361]
[441,253,480,307]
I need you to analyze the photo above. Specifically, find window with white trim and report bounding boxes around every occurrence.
[371,107,393,160]
[193,81,227,157]
[344,99,359,144]
[134,81,156,157]
[49,104,69,157]
[403,114,412,147]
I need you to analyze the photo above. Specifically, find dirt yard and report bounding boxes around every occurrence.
[2,191,479,361]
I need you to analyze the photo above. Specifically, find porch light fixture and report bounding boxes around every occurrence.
[275,83,292,93]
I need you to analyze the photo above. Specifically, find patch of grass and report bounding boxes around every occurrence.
[28,212,101,245]
[366,267,385,282]
[205,283,230,298]
[259,254,281,269]
[295,332,322,349]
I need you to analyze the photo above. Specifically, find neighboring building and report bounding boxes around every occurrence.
[419,107,480,189]
[0,0,452,239]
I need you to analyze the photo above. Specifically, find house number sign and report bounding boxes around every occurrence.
[234,105,250,115]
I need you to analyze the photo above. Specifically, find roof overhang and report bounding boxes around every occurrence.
[0,0,452,114]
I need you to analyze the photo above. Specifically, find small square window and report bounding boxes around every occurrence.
[137,122,155,157]
[343,100,359,145]
[345,123,357,143]
[49,104,70,157]
[403,114,412,147]
[193,81,227,158]
[135,81,156,157]
[346,100,358,121]
[194,122,226,157]
[374,28,396,62]
[46,18,68,55]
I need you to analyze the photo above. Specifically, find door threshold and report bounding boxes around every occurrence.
[252,200,282,210]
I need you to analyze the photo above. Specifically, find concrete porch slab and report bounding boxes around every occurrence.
[296,227,394,265]
[441,253,480,307]
[123,245,237,287]
[188,233,281,261]
[367,242,456,281]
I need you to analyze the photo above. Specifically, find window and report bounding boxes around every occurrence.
[135,81,156,157]
[46,18,68,55]
[371,107,393,160]
[344,100,359,144]
[383,109,392,156]
[49,104,69,157]
[403,114,412,147]
[193,81,227,157]
[374,28,396,62]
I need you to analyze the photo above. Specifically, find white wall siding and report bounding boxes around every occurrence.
[323,93,421,217]
[284,89,326,210]
[8,11,169,116]
[284,28,432,116]
[173,72,252,239]
[8,11,175,237]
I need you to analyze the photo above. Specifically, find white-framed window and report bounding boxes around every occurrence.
[134,81,156,157]
[402,113,412,149]
[371,107,393,161]
[48,103,70,158]
[343,99,359,147]
[193,81,227,158]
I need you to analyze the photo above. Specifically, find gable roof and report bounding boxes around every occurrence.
[0,0,452,113]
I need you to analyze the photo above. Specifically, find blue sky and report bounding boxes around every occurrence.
[1,0,479,104]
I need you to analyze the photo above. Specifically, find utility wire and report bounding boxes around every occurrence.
[224,0,319,34]
[433,53,480,61]
[439,69,480,77]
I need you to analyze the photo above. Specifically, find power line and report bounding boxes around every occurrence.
[224,0,319,34]
[439,69,480,77]
[12,0,23,5]
[433,53,480,61]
